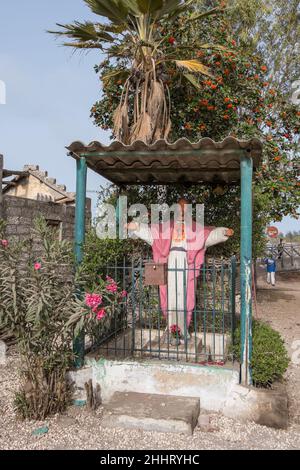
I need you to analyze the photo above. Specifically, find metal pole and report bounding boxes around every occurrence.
[240,154,253,386]
[73,157,87,368]
[230,256,237,346]
[116,190,127,239]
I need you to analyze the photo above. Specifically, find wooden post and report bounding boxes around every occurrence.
[240,154,253,385]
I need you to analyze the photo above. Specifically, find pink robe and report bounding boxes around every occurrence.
[150,221,214,328]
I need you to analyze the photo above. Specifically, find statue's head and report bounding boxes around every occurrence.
[178,197,189,211]
[176,197,189,220]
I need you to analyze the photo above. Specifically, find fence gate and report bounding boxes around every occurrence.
[86,257,237,365]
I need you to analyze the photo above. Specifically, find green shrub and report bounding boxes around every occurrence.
[232,320,289,387]
[0,217,77,419]
[81,228,147,289]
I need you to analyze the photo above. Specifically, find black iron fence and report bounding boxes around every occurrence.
[86,257,237,365]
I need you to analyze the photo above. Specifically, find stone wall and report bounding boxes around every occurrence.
[1,194,91,243]
[0,155,3,219]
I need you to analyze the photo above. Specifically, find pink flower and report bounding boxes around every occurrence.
[96,309,106,320]
[170,324,181,337]
[34,262,42,271]
[120,290,128,298]
[85,293,103,309]
[106,283,118,293]
[106,277,118,294]
[1,240,9,247]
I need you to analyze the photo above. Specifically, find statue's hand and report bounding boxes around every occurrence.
[225,228,234,237]
[126,222,139,231]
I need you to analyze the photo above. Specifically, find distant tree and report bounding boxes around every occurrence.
[228,0,300,95]
[285,230,300,243]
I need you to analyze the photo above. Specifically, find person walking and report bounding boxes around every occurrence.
[264,256,276,286]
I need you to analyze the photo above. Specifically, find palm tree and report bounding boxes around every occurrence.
[50,0,225,144]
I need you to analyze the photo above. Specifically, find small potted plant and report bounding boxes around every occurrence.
[170,324,181,346]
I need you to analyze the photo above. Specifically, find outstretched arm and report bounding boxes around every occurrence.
[205,227,234,248]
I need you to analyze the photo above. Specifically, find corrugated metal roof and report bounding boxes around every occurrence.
[67,137,262,185]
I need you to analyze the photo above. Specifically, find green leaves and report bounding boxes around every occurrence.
[84,0,129,24]
[48,21,117,50]
[102,68,130,83]
[0,217,76,364]
[137,0,163,14]
[183,73,202,89]
[186,6,220,23]
[232,320,289,387]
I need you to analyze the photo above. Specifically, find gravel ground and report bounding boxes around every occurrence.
[0,274,299,450]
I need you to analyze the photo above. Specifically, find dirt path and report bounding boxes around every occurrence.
[0,274,299,450]
[256,273,300,425]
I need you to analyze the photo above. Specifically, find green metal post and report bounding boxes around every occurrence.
[73,157,87,368]
[116,192,127,239]
[230,256,237,346]
[240,154,253,385]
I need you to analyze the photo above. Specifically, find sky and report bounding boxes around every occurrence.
[0,0,109,212]
[0,0,299,234]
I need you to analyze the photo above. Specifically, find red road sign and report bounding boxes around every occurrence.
[267,226,279,238]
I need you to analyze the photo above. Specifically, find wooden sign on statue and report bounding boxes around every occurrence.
[144,262,167,286]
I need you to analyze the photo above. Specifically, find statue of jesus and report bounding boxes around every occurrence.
[128,198,234,343]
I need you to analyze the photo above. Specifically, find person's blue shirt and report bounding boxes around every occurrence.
[264,258,276,273]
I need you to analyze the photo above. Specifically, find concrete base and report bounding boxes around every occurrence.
[90,328,229,362]
[68,359,238,410]
[102,392,200,435]
[69,359,288,429]
[224,382,289,429]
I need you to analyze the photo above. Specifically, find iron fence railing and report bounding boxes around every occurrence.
[265,243,300,269]
[85,257,237,365]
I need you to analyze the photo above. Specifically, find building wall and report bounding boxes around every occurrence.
[0,155,3,219]
[1,194,91,243]
[4,174,72,203]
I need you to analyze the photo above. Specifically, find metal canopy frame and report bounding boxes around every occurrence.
[68,137,263,385]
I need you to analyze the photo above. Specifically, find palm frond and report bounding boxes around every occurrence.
[135,0,163,14]
[60,42,104,49]
[186,6,221,23]
[183,73,202,89]
[48,21,114,44]
[102,68,131,82]
[161,0,195,19]
[84,0,129,24]
[199,43,232,52]
[175,59,213,76]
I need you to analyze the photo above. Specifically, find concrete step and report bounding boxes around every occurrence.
[102,391,200,435]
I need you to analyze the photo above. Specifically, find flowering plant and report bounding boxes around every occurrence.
[68,275,127,337]
[0,217,77,420]
[170,324,181,339]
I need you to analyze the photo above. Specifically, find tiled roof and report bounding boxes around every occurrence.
[67,137,262,185]
[3,164,75,202]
